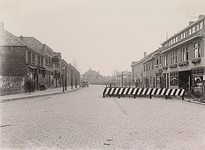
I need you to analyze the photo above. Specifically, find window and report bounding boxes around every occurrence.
[41,57,43,66]
[199,22,203,29]
[181,33,184,39]
[152,61,154,70]
[32,53,35,64]
[189,28,192,35]
[171,51,177,64]
[38,56,40,65]
[159,56,162,65]
[28,51,31,62]
[46,55,48,65]
[144,65,145,72]
[192,26,195,33]
[156,58,159,65]
[183,32,186,38]
[194,42,201,58]
[164,54,168,66]
[181,47,188,62]
[196,24,199,31]
[170,72,178,86]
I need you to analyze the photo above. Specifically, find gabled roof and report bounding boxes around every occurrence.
[83,68,102,76]
[0,28,25,46]
[18,36,44,54]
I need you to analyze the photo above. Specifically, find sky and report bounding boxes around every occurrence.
[0,0,205,76]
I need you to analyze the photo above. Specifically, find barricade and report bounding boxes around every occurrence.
[102,87,185,100]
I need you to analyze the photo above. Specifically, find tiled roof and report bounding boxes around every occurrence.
[83,68,101,76]
[0,28,25,46]
[18,36,44,53]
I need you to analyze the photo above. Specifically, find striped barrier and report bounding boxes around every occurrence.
[103,87,185,100]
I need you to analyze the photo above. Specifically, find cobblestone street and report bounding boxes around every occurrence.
[1,85,205,150]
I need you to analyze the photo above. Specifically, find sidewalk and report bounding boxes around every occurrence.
[0,87,81,102]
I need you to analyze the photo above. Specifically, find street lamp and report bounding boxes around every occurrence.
[62,66,65,92]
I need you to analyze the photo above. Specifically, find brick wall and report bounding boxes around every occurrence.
[0,46,27,76]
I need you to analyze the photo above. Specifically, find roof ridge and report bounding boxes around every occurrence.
[1,29,25,46]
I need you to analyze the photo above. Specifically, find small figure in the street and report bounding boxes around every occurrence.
[75,79,77,88]
[24,77,34,94]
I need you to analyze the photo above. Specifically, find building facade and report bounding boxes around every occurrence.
[82,68,105,85]
[131,15,205,94]
[0,22,80,95]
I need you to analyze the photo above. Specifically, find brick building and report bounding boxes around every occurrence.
[0,22,80,95]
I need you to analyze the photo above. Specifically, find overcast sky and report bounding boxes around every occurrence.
[1,0,205,76]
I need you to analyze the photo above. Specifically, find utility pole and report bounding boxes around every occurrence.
[122,72,123,87]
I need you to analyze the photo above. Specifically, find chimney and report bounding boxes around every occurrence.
[0,22,4,29]
[144,52,147,57]
[189,21,194,25]
[199,15,204,19]
[20,35,23,40]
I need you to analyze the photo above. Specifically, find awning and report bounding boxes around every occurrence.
[28,65,37,69]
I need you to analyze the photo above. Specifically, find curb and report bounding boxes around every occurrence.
[1,88,81,103]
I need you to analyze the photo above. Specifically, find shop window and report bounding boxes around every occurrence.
[170,71,178,86]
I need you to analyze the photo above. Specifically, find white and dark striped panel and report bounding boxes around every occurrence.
[103,87,107,95]
[170,89,177,96]
[174,89,181,96]
[141,88,148,95]
[113,87,120,95]
[146,88,152,95]
[132,88,138,95]
[123,87,129,95]
[136,88,143,95]
[151,88,157,95]
[165,89,172,96]
[108,87,115,95]
[127,88,134,95]
[118,88,124,95]
[179,89,185,96]
[159,88,167,95]
[105,87,110,95]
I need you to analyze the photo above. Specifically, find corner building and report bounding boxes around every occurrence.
[160,15,205,92]
[131,15,205,92]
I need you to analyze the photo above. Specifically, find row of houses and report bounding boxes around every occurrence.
[131,15,205,93]
[0,22,80,95]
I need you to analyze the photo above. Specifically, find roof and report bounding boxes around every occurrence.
[18,36,44,54]
[0,28,25,46]
[83,68,102,76]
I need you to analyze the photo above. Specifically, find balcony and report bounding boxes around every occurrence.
[178,61,189,67]
[162,66,168,70]
[191,58,201,64]
[169,64,177,69]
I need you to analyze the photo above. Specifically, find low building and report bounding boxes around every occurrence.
[82,68,105,85]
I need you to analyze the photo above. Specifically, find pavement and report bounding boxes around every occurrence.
[1,85,205,150]
[0,86,81,102]
[0,86,204,106]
